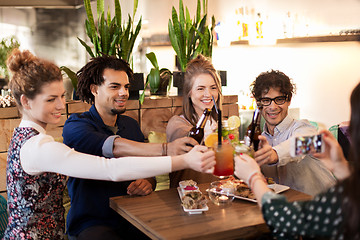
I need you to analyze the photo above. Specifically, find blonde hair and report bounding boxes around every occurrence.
[7,49,62,108]
[182,54,222,126]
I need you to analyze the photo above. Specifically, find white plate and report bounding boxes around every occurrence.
[268,183,290,194]
[233,183,290,203]
[177,187,209,214]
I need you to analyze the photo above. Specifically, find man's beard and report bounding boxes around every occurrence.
[111,107,126,115]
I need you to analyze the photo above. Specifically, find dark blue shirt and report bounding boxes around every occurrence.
[62,105,144,236]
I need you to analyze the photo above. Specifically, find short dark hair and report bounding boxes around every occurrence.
[250,69,296,101]
[76,55,133,104]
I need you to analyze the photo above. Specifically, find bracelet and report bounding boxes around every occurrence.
[162,143,168,156]
[246,171,261,185]
[248,172,266,190]
[250,175,267,190]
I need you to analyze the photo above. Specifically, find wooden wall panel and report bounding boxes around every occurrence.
[0,118,21,152]
[140,108,173,138]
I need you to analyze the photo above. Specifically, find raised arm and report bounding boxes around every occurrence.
[312,130,350,180]
[20,133,215,181]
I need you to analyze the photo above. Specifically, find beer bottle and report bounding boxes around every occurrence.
[244,108,262,151]
[188,108,212,144]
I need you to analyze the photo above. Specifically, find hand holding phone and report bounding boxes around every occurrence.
[290,134,324,157]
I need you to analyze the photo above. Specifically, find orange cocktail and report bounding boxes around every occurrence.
[213,143,234,178]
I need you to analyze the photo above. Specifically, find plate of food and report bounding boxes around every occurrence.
[178,180,208,214]
[220,176,290,203]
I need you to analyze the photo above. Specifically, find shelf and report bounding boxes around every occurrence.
[276,35,360,44]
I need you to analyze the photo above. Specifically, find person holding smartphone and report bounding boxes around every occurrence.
[234,82,360,240]
[249,70,335,195]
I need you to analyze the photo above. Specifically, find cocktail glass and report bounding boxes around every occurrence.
[213,143,234,178]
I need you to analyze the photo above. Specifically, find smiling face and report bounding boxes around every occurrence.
[261,87,291,135]
[190,73,219,117]
[21,80,65,129]
[92,68,130,124]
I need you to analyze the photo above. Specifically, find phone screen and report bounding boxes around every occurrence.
[294,134,323,156]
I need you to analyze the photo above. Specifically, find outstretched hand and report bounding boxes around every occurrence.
[312,130,350,180]
[168,137,199,155]
[234,153,261,184]
[254,135,278,166]
[184,145,215,174]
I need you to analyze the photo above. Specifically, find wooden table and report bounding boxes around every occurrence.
[110,183,311,240]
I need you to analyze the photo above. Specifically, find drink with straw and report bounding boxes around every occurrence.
[213,143,234,178]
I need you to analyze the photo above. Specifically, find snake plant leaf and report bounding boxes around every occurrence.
[85,20,94,41]
[146,52,159,69]
[171,7,184,57]
[149,68,160,93]
[133,0,138,21]
[203,0,207,16]
[126,17,141,62]
[108,34,119,56]
[60,66,78,91]
[77,37,95,58]
[114,0,121,26]
[196,0,201,23]
[168,20,181,65]
[99,13,110,54]
[107,7,111,27]
[179,0,185,33]
[119,15,132,61]
[96,0,104,19]
[93,35,101,56]
[84,0,96,35]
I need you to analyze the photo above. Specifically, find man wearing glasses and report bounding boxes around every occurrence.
[250,70,335,195]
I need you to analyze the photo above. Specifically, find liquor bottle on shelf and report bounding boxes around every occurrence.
[244,108,261,151]
[256,12,263,39]
[188,108,212,144]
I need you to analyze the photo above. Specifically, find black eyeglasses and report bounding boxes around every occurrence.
[258,96,288,106]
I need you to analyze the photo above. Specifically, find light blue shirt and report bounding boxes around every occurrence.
[261,115,336,196]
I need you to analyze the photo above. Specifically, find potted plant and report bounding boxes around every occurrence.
[139,52,172,104]
[61,0,143,99]
[0,36,20,88]
[168,0,215,95]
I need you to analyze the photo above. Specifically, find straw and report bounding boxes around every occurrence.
[218,109,222,146]
[212,96,218,114]
[212,96,222,146]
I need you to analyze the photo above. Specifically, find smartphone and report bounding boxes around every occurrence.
[290,134,324,157]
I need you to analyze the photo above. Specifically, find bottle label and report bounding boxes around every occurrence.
[244,135,251,147]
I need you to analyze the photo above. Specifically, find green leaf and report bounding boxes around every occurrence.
[83,0,96,37]
[85,20,94,41]
[168,20,181,59]
[126,17,142,62]
[133,0,138,20]
[114,0,122,26]
[97,0,104,19]
[107,7,111,27]
[77,37,95,57]
[60,66,78,91]
[196,0,201,23]
[149,68,160,93]
[145,52,159,69]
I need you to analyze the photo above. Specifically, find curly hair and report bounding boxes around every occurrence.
[250,69,296,101]
[182,54,222,126]
[7,49,62,108]
[76,55,133,104]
